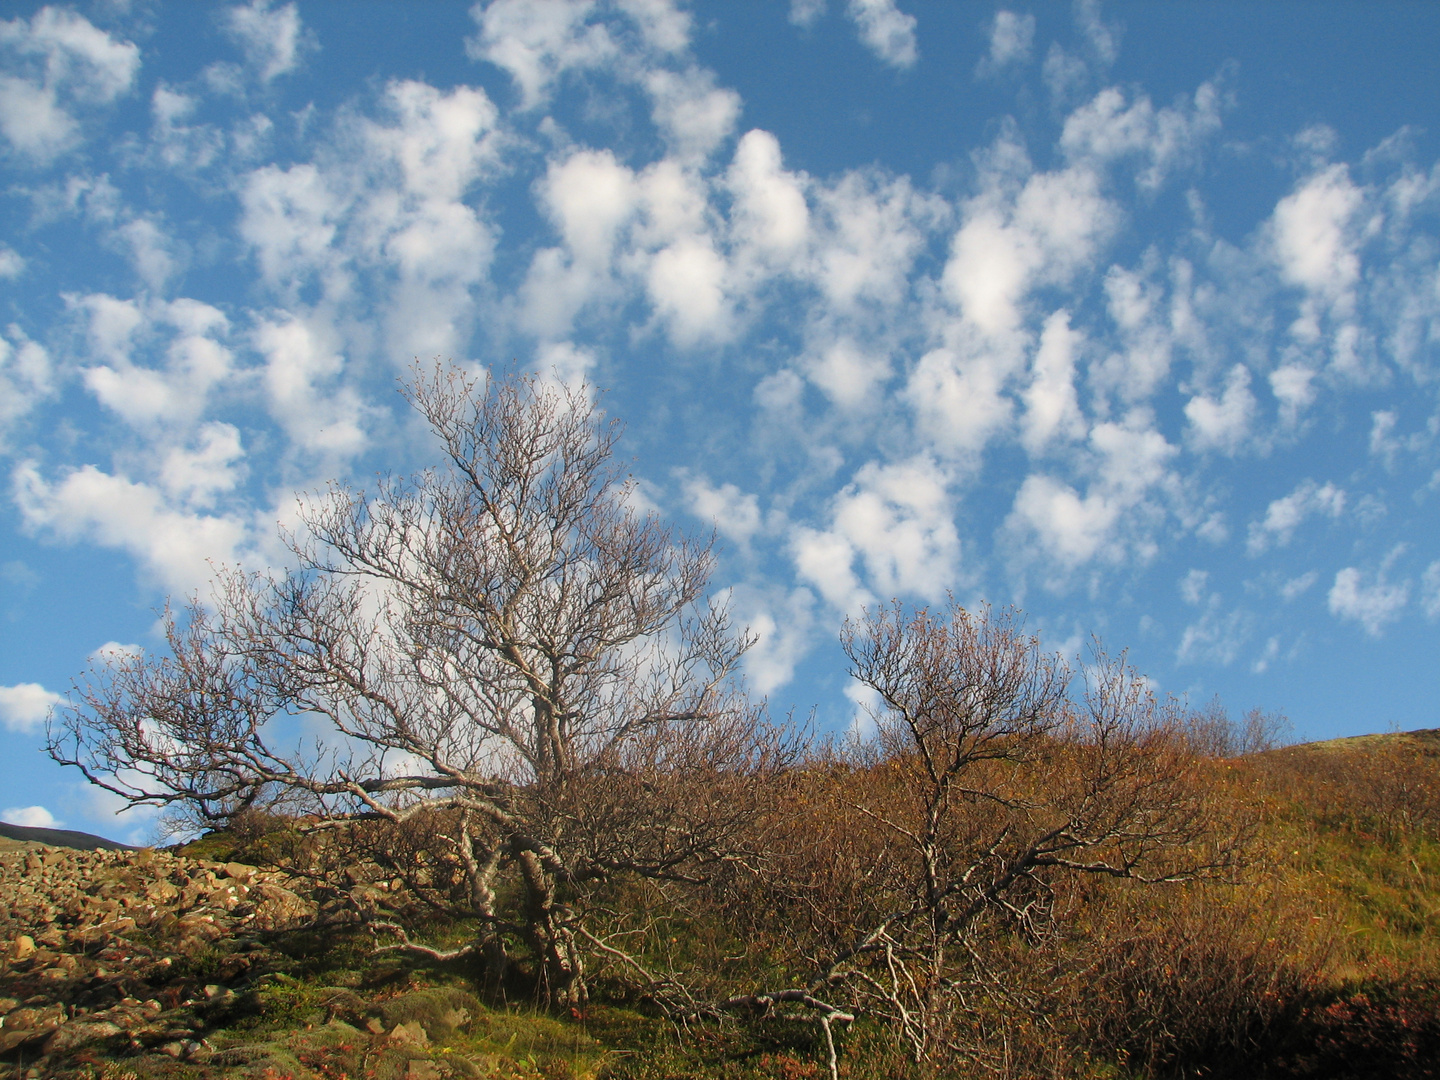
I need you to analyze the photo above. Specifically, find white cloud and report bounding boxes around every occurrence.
[1020,309,1086,453]
[1279,570,1319,602]
[647,236,730,344]
[1093,261,1173,405]
[223,0,313,83]
[78,297,235,431]
[1060,80,1225,190]
[239,163,342,286]
[1367,409,1431,470]
[253,315,370,457]
[1272,164,1364,304]
[1422,561,1440,620]
[13,461,253,595]
[0,682,62,733]
[0,245,24,279]
[1246,479,1345,554]
[1,805,59,829]
[1009,473,1120,571]
[615,0,691,53]
[1043,44,1089,107]
[1176,603,1250,666]
[681,473,762,545]
[1184,363,1257,455]
[113,216,178,291]
[159,423,246,508]
[732,585,818,695]
[905,336,1017,462]
[0,71,75,159]
[1173,570,1250,665]
[362,80,501,201]
[548,148,640,266]
[0,6,139,160]
[238,78,500,362]
[357,80,502,357]
[0,325,53,441]
[791,525,870,614]
[1251,635,1281,675]
[1328,566,1409,637]
[910,149,1116,464]
[1270,164,1365,345]
[468,0,619,109]
[1269,363,1316,427]
[149,85,225,172]
[805,338,891,411]
[789,0,826,29]
[977,11,1034,76]
[845,0,917,69]
[944,162,1116,336]
[1006,416,1177,575]
[726,129,810,268]
[1178,568,1208,606]
[811,169,939,312]
[788,415,967,612]
[754,368,805,414]
[90,641,142,665]
[535,340,597,386]
[644,67,741,160]
[522,148,640,335]
[1075,0,1121,66]
[829,456,960,603]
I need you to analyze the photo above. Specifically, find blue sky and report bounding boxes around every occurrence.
[2,0,1438,842]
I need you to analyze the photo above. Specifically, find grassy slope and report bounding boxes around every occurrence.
[9,731,1439,1080]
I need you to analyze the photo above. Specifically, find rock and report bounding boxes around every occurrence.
[175,915,225,943]
[0,1004,65,1053]
[0,1026,52,1054]
[223,861,256,881]
[8,934,34,960]
[406,1061,444,1080]
[250,882,316,930]
[388,1019,430,1048]
[42,1018,124,1054]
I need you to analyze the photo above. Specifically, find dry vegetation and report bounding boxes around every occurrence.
[7,726,1440,1079]
[17,366,1440,1079]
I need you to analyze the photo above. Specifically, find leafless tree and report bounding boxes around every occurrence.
[732,601,1229,1069]
[48,363,779,1007]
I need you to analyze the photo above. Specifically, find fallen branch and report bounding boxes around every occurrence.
[716,990,855,1080]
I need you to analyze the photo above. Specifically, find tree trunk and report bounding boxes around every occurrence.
[459,822,510,995]
[517,848,587,1008]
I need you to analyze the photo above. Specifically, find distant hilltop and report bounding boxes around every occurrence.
[0,820,134,851]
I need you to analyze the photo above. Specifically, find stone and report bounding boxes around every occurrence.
[388,1020,430,1048]
[406,1061,444,1080]
[8,934,34,960]
[42,1018,124,1054]
[250,882,316,930]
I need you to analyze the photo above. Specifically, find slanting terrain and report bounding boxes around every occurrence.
[0,843,613,1079]
[0,823,134,852]
[2,731,1439,1080]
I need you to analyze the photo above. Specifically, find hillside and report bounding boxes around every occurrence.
[2,731,1439,1079]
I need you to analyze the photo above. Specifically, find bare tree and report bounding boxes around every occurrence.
[48,363,776,1007]
[731,601,1227,1069]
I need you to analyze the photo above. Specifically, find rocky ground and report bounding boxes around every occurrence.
[0,841,599,1079]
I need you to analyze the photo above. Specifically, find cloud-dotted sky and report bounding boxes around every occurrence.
[2,0,1439,840]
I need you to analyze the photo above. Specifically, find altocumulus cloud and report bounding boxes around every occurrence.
[0,0,1438,835]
